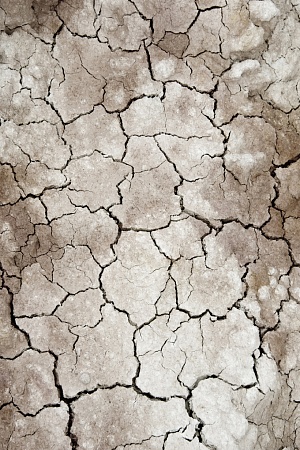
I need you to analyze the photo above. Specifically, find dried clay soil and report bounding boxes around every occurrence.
[1,0,300,449]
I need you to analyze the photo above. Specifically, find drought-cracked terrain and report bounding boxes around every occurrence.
[1,0,300,449]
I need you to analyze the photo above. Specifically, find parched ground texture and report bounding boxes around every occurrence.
[1,0,300,449]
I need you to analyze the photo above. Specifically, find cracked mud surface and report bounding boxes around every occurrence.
[1,0,300,449]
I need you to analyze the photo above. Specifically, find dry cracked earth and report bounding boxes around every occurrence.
[1,0,300,449]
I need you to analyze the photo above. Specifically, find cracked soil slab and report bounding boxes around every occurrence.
[1,0,300,449]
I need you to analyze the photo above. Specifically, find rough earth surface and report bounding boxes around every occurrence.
[0,0,300,449]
